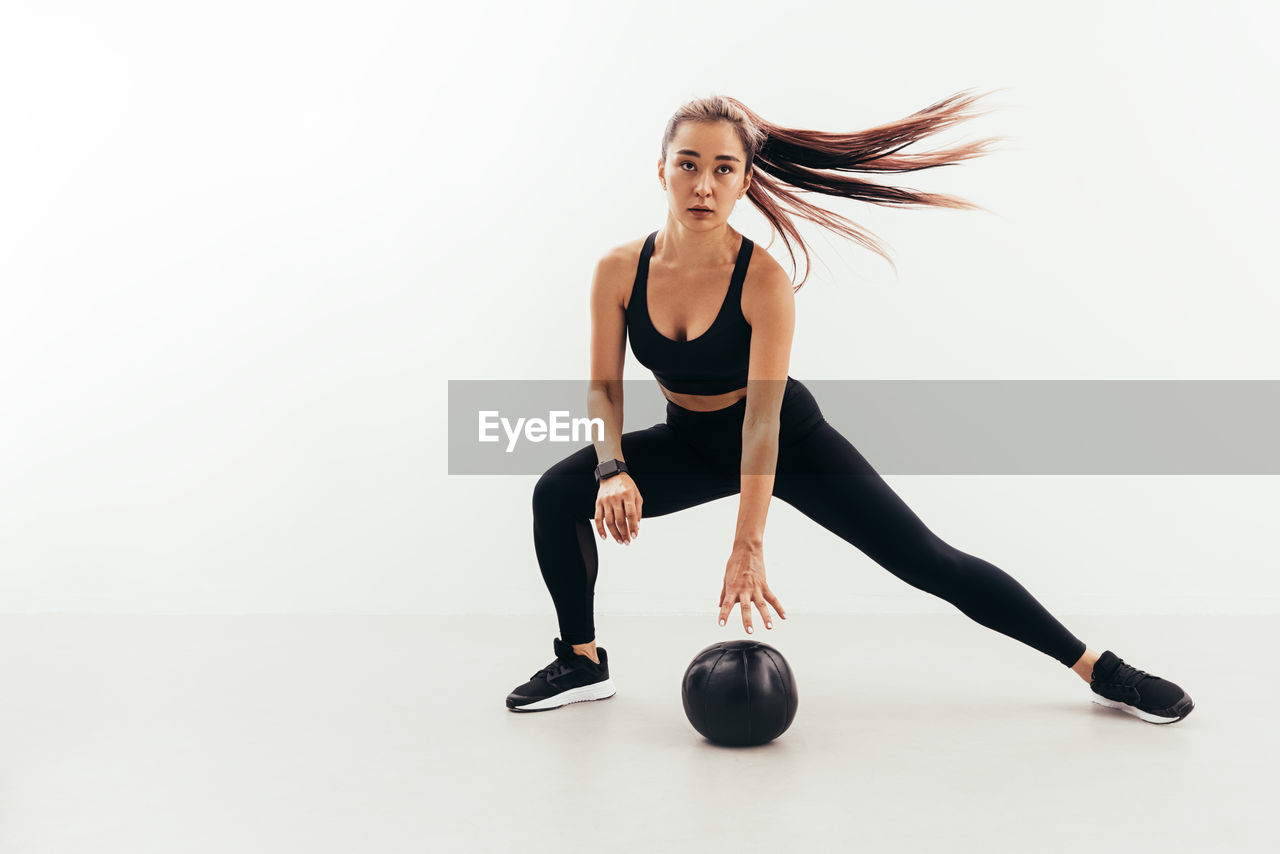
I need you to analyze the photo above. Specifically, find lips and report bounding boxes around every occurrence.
[689,207,712,212]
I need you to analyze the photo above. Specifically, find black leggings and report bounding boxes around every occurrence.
[532,377,1088,668]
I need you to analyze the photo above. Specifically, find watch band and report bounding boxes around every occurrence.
[593,459,629,484]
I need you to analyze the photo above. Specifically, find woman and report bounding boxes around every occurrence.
[506,90,1194,724]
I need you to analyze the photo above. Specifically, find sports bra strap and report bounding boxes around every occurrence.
[632,230,657,301]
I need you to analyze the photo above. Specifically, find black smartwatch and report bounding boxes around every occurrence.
[593,459,629,484]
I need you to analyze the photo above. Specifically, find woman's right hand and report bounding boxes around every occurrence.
[595,472,642,544]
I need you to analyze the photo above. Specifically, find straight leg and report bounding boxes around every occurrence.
[773,419,1088,668]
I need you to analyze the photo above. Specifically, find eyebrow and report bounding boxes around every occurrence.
[676,148,742,163]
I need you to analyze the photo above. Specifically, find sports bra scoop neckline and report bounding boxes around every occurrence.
[625,230,754,395]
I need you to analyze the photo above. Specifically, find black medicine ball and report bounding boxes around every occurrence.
[681,640,798,746]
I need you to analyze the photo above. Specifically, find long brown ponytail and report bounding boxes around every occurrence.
[659,89,1006,289]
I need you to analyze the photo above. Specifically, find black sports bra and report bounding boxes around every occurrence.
[625,230,753,395]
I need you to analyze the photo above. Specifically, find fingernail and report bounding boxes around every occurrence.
[719,619,725,626]
[766,623,772,629]
[746,626,753,633]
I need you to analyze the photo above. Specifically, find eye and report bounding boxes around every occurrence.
[679,161,734,174]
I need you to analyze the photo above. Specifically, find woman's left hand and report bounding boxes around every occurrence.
[718,543,787,633]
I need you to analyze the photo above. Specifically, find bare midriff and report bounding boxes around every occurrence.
[657,382,748,412]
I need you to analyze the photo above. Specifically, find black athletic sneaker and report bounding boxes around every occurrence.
[1090,649,1194,724]
[506,637,615,712]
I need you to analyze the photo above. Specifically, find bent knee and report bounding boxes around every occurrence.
[532,472,562,514]
[533,470,590,518]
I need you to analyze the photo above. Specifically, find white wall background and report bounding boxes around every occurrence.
[2,0,1277,617]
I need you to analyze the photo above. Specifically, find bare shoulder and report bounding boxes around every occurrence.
[741,241,795,324]
[594,235,647,311]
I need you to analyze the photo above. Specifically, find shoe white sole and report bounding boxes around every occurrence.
[1090,694,1190,724]
[508,678,616,712]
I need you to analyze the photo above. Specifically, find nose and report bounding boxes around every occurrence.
[694,170,714,197]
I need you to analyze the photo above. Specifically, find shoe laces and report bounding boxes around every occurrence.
[531,657,578,682]
[1102,658,1153,687]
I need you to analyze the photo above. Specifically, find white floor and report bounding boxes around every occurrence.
[0,613,1273,854]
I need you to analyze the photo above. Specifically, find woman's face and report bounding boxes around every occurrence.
[658,120,751,228]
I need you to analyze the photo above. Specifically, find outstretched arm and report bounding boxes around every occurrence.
[736,266,796,548]
[719,266,795,632]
